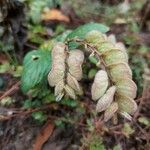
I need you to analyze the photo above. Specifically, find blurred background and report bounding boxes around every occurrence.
[0,0,149,149]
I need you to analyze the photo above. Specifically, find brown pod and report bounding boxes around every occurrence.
[108,63,132,82]
[120,111,132,121]
[64,85,76,100]
[67,73,83,95]
[115,78,137,99]
[48,42,66,87]
[91,70,109,101]
[96,86,116,113]
[107,34,116,44]
[116,95,137,115]
[103,49,127,66]
[104,102,118,122]
[67,50,84,81]
[85,30,106,45]
[56,92,64,102]
[116,42,128,61]
[54,80,64,96]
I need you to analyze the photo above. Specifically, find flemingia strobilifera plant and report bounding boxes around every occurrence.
[21,22,137,122]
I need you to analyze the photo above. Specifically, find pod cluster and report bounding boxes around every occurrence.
[48,42,84,101]
[85,31,137,121]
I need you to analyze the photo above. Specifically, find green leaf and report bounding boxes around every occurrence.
[0,62,10,73]
[61,98,78,107]
[138,117,150,126]
[12,66,23,77]
[67,23,109,39]
[0,77,4,89]
[54,119,65,128]
[88,69,97,79]
[32,111,47,122]
[23,99,33,109]
[122,123,134,137]
[66,22,109,49]
[29,0,58,24]
[0,96,14,106]
[113,145,122,150]
[55,30,72,42]
[21,50,52,93]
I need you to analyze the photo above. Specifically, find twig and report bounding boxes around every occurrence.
[0,104,88,127]
[0,81,20,101]
[0,104,53,121]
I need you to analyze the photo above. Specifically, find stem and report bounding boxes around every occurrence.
[66,39,114,86]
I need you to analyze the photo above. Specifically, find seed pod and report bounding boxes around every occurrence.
[67,50,84,81]
[97,42,114,54]
[116,42,128,61]
[64,85,76,100]
[107,34,116,44]
[96,86,116,113]
[48,42,66,86]
[120,111,132,121]
[108,63,132,82]
[67,73,83,95]
[54,80,64,96]
[56,92,64,102]
[117,95,137,115]
[91,70,109,101]
[115,78,137,99]
[104,102,118,122]
[103,49,127,66]
[85,30,106,44]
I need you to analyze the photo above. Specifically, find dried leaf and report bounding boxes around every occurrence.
[104,102,118,122]
[108,63,132,82]
[67,73,83,95]
[96,86,116,112]
[116,78,137,99]
[42,9,70,22]
[117,95,137,115]
[67,50,84,81]
[33,120,54,150]
[48,42,66,87]
[91,70,109,101]
[64,85,76,99]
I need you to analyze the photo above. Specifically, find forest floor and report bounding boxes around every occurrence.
[0,0,150,150]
